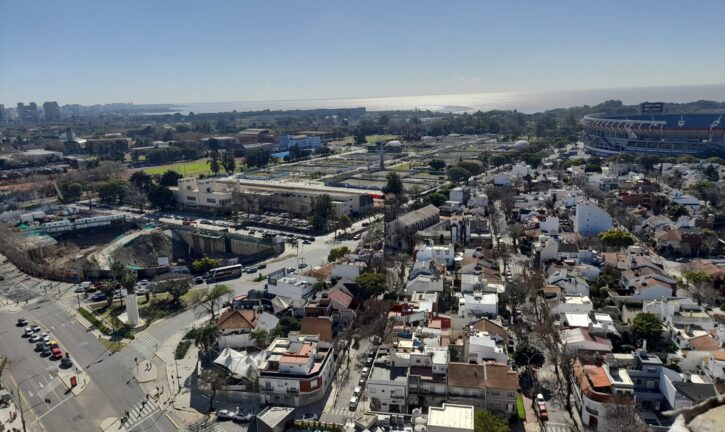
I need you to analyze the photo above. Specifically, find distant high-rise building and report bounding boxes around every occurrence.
[0,104,6,124]
[17,102,39,122]
[43,101,61,122]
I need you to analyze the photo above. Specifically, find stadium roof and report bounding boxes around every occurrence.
[583,113,724,130]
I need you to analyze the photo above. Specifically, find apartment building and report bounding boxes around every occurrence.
[258,334,336,407]
[174,177,233,210]
[267,275,317,300]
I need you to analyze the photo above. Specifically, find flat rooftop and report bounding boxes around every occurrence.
[427,404,475,431]
[370,364,408,383]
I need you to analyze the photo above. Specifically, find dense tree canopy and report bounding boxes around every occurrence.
[356,272,387,298]
[631,313,663,349]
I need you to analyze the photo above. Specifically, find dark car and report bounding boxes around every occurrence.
[17,318,28,327]
[35,341,45,351]
[60,356,73,368]
[41,346,51,357]
[257,263,267,269]
[90,293,107,302]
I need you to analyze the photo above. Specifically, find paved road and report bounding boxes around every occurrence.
[0,301,177,432]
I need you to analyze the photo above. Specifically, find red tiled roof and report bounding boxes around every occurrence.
[328,288,354,309]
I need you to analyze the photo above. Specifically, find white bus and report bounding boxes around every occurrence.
[205,264,243,282]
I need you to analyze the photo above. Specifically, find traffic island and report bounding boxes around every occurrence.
[134,360,158,383]
[100,416,128,432]
[58,369,90,396]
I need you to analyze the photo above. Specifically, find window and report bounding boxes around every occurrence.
[186,196,196,201]
[646,380,655,389]
[207,198,216,203]
[507,392,515,398]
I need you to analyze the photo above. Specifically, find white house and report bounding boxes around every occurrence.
[539,216,559,235]
[427,404,475,432]
[416,243,455,266]
[267,275,317,300]
[574,202,613,236]
[493,174,512,187]
[465,331,507,364]
[550,295,594,316]
[459,293,498,320]
[511,162,532,178]
[704,351,725,382]
[460,273,484,294]
[406,274,444,295]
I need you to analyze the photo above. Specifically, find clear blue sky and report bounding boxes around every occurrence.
[2,0,724,105]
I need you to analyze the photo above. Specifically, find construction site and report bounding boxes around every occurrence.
[0,206,284,282]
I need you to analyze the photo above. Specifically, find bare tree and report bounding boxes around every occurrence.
[603,394,650,432]
[189,284,232,321]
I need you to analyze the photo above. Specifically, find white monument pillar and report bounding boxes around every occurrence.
[126,293,139,327]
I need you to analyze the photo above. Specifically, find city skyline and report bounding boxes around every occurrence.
[2,0,724,106]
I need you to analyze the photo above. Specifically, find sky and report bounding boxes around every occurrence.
[2,0,724,106]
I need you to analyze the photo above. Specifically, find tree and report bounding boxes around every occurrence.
[193,324,221,355]
[598,228,635,250]
[667,203,689,221]
[446,166,471,183]
[310,194,333,231]
[120,271,137,295]
[207,150,221,176]
[513,343,545,368]
[60,182,82,202]
[221,152,236,174]
[603,395,650,432]
[246,149,271,168]
[703,164,720,182]
[631,312,663,349]
[190,284,232,320]
[429,159,446,171]
[382,172,404,197]
[98,179,128,204]
[98,280,116,307]
[473,409,509,432]
[129,171,153,192]
[356,272,387,299]
[424,192,447,207]
[110,260,125,282]
[192,257,220,273]
[328,246,351,262]
[457,161,483,176]
[337,214,353,233]
[154,273,192,306]
[147,184,176,210]
[315,146,332,155]
[273,315,301,337]
[250,328,269,348]
[683,270,713,305]
[159,170,182,187]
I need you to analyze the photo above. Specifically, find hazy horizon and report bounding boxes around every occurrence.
[2,0,724,106]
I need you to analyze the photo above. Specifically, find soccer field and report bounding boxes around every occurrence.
[142,159,212,176]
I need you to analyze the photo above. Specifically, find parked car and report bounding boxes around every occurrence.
[536,402,548,421]
[298,263,308,269]
[60,356,73,368]
[257,263,267,269]
[300,413,319,421]
[233,411,253,423]
[287,267,296,273]
[353,386,362,397]
[246,267,257,274]
[536,393,545,402]
[353,234,361,240]
[137,279,150,287]
[74,285,86,293]
[51,348,63,360]
[302,240,311,245]
[216,410,234,421]
[349,396,359,410]
[134,287,149,295]
[41,346,51,357]
[90,293,107,302]
[193,276,205,284]
[24,327,33,337]
[35,341,45,351]
[29,334,40,343]
[17,318,28,327]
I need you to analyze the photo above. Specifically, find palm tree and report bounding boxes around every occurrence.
[250,328,269,349]
[193,324,221,357]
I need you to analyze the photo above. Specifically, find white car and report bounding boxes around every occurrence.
[29,334,40,343]
[536,393,545,402]
[349,396,359,410]
[137,280,150,287]
[134,287,149,295]
[216,410,234,421]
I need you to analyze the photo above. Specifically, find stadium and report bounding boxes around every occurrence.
[581,113,725,156]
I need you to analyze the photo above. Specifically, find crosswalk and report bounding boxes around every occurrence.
[544,423,575,432]
[129,332,160,359]
[184,421,229,432]
[124,398,160,431]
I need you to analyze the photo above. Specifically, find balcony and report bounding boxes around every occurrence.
[287,388,300,394]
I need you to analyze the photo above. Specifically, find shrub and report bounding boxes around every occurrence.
[175,340,192,360]
[78,308,111,334]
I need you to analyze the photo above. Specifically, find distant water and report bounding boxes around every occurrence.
[169,84,725,115]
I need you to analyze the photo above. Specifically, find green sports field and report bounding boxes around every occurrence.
[142,159,212,176]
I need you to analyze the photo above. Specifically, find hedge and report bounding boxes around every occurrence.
[516,392,526,421]
[175,340,192,360]
[78,308,112,334]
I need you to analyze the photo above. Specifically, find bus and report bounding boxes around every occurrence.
[205,264,243,282]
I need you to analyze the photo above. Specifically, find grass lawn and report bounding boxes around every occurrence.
[366,134,398,143]
[142,159,212,176]
[516,392,526,421]
[99,338,127,352]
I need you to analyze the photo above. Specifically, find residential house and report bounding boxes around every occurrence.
[426,404,475,432]
[258,334,336,407]
[446,362,519,415]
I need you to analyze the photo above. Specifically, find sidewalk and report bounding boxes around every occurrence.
[134,317,211,429]
[1,397,24,432]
